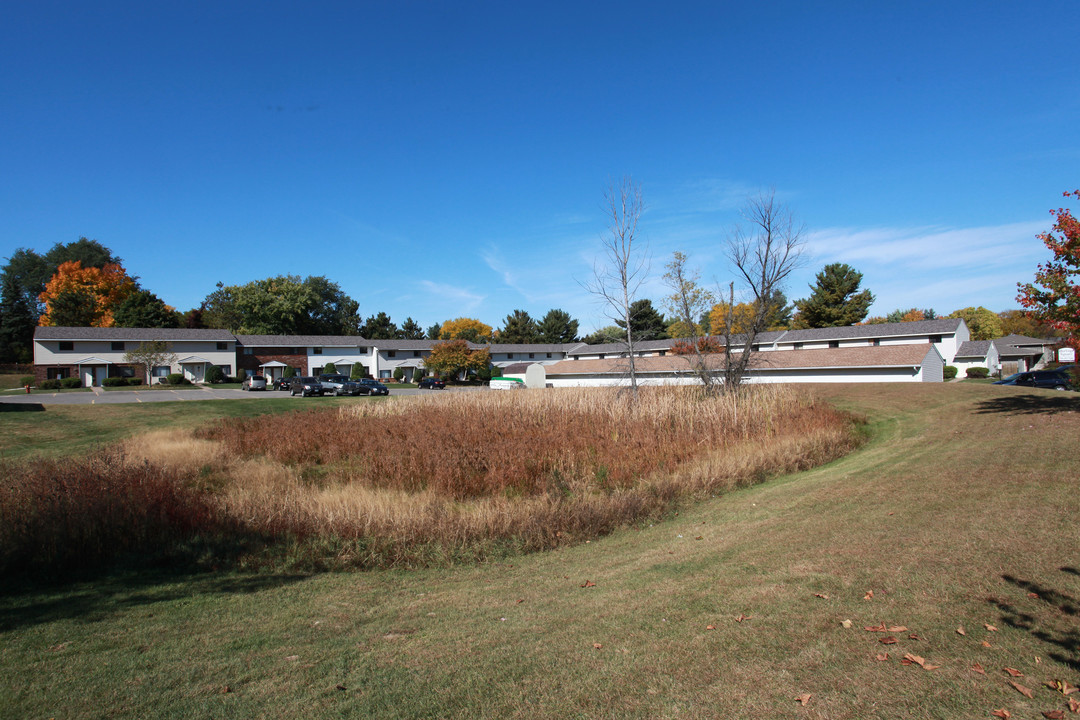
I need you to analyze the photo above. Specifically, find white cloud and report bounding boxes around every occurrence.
[417,280,485,312]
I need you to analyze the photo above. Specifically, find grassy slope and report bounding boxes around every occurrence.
[2,384,1079,719]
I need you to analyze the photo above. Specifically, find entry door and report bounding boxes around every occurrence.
[185,364,205,383]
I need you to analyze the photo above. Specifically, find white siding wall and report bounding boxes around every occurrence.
[35,339,236,381]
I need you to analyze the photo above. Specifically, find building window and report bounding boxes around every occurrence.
[243,348,254,355]
[388,350,396,358]
[59,341,73,351]
[507,353,514,360]
[380,370,391,379]
[598,354,605,360]
[829,341,840,349]
[152,365,170,377]
[358,347,367,353]
[751,345,760,352]
[217,342,228,350]
[793,343,803,350]
[313,347,322,355]
[659,350,667,357]
[215,365,232,377]
[413,350,421,357]
[111,341,125,351]
[546,353,552,358]
[529,353,535,359]
[929,335,942,344]
[873,339,881,347]
[572,355,579,360]
[47,367,69,380]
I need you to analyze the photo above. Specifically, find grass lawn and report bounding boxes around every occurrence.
[2,383,1079,718]
[0,396,361,461]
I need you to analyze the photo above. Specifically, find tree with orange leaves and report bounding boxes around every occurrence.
[1017,190,1080,353]
[38,261,137,327]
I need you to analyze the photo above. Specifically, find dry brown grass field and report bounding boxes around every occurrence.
[1,383,1078,719]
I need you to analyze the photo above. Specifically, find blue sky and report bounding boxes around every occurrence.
[2,2,1077,334]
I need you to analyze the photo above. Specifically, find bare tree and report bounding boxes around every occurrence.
[584,177,648,398]
[663,251,716,391]
[721,191,805,390]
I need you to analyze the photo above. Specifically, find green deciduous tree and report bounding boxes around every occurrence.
[123,341,177,384]
[112,289,181,328]
[201,275,360,335]
[498,309,540,344]
[792,263,874,328]
[947,306,1004,341]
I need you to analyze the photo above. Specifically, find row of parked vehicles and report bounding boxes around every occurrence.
[993,365,1077,391]
[241,374,392,396]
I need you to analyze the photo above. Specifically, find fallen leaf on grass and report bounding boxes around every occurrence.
[581,580,596,588]
[593,643,603,650]
[879,637,898,645]
[841,619,853,629]
[1042,711,1066,719]
[982,640,993,647]
[901,653,940,670]
[1009,680,1035,698]
[908,633,922,641]
[889,626,909,633]
[285,655,300,662]
[335,684,346,691]
[221,686,231,694]
[735,614,752,623]
[1046,679,1080,695]
[864,590,874,600]
[517,598,525,604]
[814,593,829,599]
[1004,667,1024,677]
[990,710,1011,719]
[956,626,966,636]
[1029,592,1040,599]
[795,693,811,706]
[985,624,998,632]
[971,662,986,675]
[706,625,716,630]
[695,536,703,540]
[864,622,887,632]
[875,653,889,662]
[1069,697,1080,713]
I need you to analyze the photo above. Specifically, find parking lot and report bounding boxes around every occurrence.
[0,385,448,406]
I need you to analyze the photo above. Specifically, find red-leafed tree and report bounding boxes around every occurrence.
[38,261,137,327]
[1017,190,1080,354]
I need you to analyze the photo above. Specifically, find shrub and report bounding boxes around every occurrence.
[350,362,365,380]
[102,377,128,387]
[323,362,338,375]
[943,365,957,380]
[60,377,83,389]
[129,378,143,386]
[166,373,186,385]
[205,365,225,384]
[393,367,405,382]
[966,367,989,379]
[19,376,33,387]
[39,379,61,390]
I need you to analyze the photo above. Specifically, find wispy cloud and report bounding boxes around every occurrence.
[417,280,485,312]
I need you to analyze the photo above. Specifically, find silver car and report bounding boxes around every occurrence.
[241,375,267,391]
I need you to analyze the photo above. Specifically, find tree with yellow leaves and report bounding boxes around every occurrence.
[439,317,493,342]
[38,261,137,327]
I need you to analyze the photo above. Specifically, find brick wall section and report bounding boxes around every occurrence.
[34,365,77,383]
[238,352,308,375]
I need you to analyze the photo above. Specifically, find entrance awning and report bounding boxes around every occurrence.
[177,356,211,364]
[259,360,289,368]
[74,357,111,365]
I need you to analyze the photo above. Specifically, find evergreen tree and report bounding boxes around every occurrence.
[792,263,875,328]
[0,272,36,363]
[361,311,399,339]
[537,308,579,343]
[581,325,627,344]
[425,323,442,340]
[350,362,367,379]
[322,362,338,375]
[615,299,668,340]
[400,317,424,339]
[498,309,540,343]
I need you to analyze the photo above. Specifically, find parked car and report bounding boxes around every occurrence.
[241,375,267,391]
[290,377,324,397]
[272,376,293,391]
[418,377,446,389]
[992,372,1024,386]
[318,374,362,396]
[357,378,390,396]
[1013,369,1073,391]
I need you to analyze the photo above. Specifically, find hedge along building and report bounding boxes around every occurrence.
[32,327,237,386]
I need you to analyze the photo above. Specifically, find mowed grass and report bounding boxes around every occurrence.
[0,396,367,461]
[2,383,1079,718]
